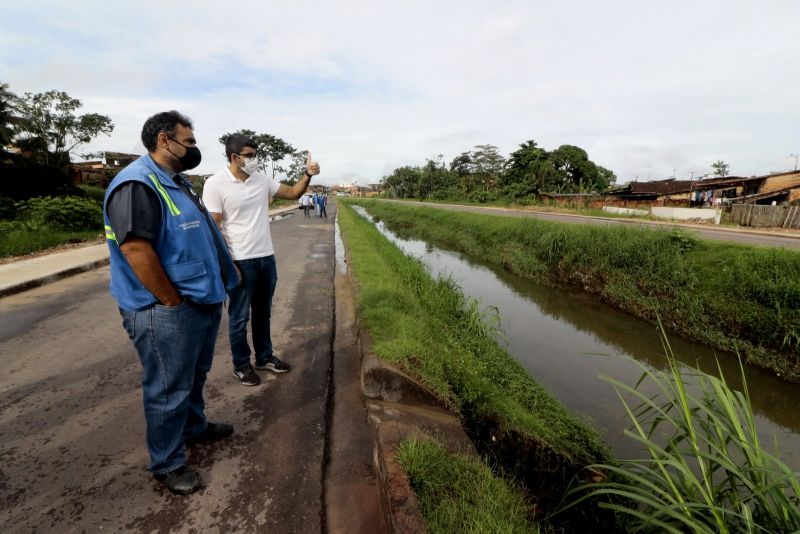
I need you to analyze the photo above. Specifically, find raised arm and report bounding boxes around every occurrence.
[274,152,321,200]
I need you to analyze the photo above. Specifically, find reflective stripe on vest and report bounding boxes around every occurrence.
[146,173,181,216]
[104,225,117,242]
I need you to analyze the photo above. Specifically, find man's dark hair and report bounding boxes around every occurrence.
[225,133,257,162]
[141,110,193,153]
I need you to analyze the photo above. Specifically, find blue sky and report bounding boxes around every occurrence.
[2,0,799,184]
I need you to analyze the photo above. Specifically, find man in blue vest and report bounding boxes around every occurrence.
[103,110,240,495]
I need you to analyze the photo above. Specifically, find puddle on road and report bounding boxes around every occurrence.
[334,216,347,274]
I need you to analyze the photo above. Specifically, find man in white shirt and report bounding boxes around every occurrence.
[202,133,321,386]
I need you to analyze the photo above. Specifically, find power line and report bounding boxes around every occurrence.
[742,155,795,176]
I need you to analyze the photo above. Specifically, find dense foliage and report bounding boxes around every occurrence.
[381,140,617,203]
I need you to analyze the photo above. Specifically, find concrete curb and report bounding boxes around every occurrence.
[356,319,478,533]
[0,257,110,299]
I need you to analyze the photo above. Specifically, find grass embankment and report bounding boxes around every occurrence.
[351,200,800,383]
[0,229,100,258]
[338,203,611,529]
[397,439,537,533]
[390,196,654,221]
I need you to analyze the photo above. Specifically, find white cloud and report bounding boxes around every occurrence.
[2,0,799,184]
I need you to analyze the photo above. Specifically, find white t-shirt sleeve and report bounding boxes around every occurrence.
[267,176,281,198]
[202,177,223,213]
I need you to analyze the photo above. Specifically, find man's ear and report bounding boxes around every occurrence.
[157,131,169,150]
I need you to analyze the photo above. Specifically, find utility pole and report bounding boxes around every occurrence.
[791,153,799,171]
[672,168,677,179]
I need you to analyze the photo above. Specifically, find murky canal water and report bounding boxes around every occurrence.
[352,206,800,464]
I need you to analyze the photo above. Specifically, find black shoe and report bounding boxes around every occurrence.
[232,365,261,385]
[254,356,292,373]
[185,422,234,445]
[154,465,201,495]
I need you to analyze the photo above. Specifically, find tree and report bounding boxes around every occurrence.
[711,160,729,177]
[285,149,310,185]
[0,83,16,147]
[596,166,617,190]
[549,145,591,192]
[499,140,551,199]
[381,166,423,198]
[471,144,505,191]
[12,90,113,165]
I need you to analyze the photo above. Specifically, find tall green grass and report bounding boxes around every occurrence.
[557,330,800,533]
[0,224,100,258]
[398,439,538,533]
[349,199,800,382]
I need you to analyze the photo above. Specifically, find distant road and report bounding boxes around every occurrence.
[378,199,800,250]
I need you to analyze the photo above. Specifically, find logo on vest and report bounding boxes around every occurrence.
[179,220,202,231]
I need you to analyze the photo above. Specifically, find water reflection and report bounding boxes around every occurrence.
[353,206,800,464]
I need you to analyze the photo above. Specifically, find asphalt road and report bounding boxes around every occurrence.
[384,199,800,249]
[0,205,338,533]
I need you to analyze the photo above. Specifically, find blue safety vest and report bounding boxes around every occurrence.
[103,154,239,311]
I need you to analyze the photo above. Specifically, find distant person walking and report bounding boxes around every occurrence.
[319,194,328,218]
[301,194,311,218]
[313,192,322,217]
[103,110,240,495]
[203,133,321,386]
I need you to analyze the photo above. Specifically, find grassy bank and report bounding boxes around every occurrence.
[350,199,800,383]
[397,439,537,533]
[338,203,611,529]
[0,227,100,258]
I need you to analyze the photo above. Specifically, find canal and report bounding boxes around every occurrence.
[351,206,800,464]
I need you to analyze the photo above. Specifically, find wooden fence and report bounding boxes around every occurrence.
[731,204,800,228]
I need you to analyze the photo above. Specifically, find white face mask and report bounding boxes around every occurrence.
[239,156,260,175]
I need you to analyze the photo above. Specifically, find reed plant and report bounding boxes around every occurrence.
[557,328,800,533]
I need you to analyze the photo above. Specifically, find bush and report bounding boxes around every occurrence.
[77,184,106,203]
[18,196,103,231]
[0,195,16,219]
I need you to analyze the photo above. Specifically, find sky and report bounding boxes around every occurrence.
[2,0,799,185]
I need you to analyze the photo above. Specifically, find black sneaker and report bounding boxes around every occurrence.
[232,365,261,385]
[254,356,292,373]
[154,465,201,495]
[185,422,234,445]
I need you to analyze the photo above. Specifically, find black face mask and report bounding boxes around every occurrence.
[167,138,202,171]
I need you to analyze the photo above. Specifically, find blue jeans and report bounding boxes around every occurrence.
[228,255,277,370]
[120,302,222,474]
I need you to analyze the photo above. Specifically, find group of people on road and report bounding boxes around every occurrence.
[300,191,327,218]
[103,111,321,495]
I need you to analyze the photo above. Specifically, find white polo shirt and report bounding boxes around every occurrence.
[202,167,281,260]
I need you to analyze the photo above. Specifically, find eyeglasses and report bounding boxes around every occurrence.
[237,152,257,159]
